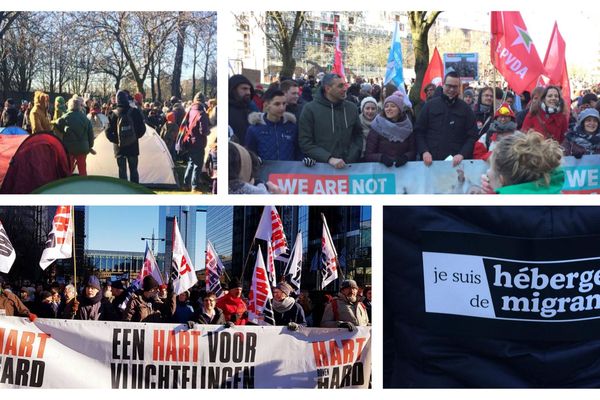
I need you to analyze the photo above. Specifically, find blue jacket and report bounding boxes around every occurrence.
[244,112,300,161]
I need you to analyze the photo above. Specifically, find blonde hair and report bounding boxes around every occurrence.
[491,131,562,187]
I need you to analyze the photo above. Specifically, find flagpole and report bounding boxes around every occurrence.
[71,206,77,292]
[240,238,256,285]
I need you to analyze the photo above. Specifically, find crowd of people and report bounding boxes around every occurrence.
[0,274,371,331]
[229,70,600,194]
[1,90,217,193]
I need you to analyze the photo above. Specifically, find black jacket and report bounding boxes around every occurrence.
[228,74,255,144]
[105,105,146,157]
[414,95,478,160]
[384,206,600,388]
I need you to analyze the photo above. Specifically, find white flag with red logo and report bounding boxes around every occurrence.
[0,220,16,274]
[205,240,225,298]
[40,206,73,270]
[247,246,275,325]
[321,214,338,289]
[135,242,164,287]
[171,217,198,295]
[255,206,288,261]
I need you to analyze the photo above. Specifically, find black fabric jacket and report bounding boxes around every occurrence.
[384,206,600,388]
[414,95,478,160]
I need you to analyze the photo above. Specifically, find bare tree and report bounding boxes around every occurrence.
[0,12,20,42]
[91,12,179,95]
[170,12,188,100]
[240,12,306,79]
[407,11,442,107]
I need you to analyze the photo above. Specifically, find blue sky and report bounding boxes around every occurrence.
[87,206,159,253]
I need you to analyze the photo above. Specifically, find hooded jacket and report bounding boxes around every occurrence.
[414,94,478,160]
[105,104,146,156]
[228,74,255,144]
[55,109,94,156]
[298,88,363,163]
[244,111,300,161]
[384,206,600,388]
[30,91,52,134]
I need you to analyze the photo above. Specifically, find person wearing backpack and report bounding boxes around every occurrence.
[105,90,146,183]
[320,279,369,331]
[181,92,209,192]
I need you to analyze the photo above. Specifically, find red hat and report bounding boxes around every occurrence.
[134,93,144,103]
[494,102,515,121]
[255,84,264,91]
[166,112,176,124]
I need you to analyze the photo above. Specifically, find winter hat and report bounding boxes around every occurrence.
[39,290,53,301]
[165,112,176,124]
[488,120,517,134]
[229,142,252,183]
[228,277,243,289]
[360,83,372,93]
[383,91,405,110]
[275,282,293,297]
[111,281,125,290]
[494,102,516,121]
[84,276,101,291]
[116,90,129,107]
[341,279,358,290]
[134,93,144,104]
[142,275,159,291]
[463,89,475,98]
[577,108,600,127]
[360,96,378,113]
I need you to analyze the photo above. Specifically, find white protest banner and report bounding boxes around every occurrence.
[0,317,371,388]
[258,156,600,194]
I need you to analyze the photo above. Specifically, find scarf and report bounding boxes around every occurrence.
[79,290,102,306]
[359,113,373,135]
[272,297,295,313]
[567,126,600,153]
[478,103,491,114]
[541,102,561,115]
[370,114,413,143]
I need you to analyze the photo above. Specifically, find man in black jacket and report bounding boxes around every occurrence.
[228,74,255,144]
[415,71,478,167]
[105,90,146,183]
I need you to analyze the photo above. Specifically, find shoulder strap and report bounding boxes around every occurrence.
[331,298,339,321]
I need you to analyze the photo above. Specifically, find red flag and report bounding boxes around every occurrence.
[332,20,346,82]
[543,22,571,111]
[490,11,546,94]
[420,47,444,101]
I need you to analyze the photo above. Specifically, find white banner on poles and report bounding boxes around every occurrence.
[0,316,371,389]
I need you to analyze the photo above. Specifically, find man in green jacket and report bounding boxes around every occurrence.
[55,97,94,176]
[298,73,363,168]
